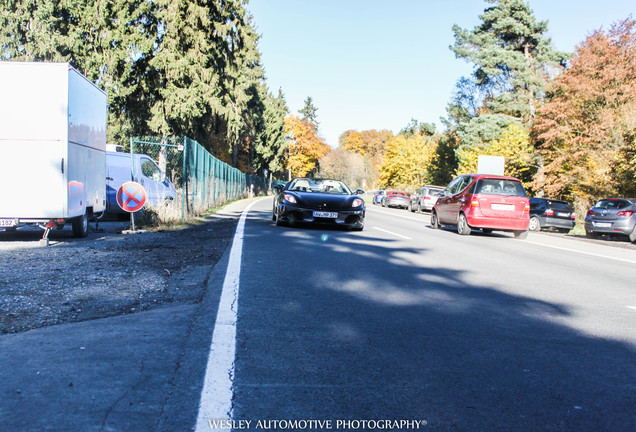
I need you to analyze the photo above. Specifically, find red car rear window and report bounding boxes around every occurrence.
[474,179,527,197]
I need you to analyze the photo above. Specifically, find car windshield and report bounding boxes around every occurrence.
[475,179,527,197]
[593,199,631,210]
[287,178,352,195]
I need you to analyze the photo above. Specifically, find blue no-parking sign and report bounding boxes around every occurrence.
[116,182,147,213]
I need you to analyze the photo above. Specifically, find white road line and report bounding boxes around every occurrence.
[374,226,413,240]
[195,198,263,432]
[525,240,636,265]
[366,206,427,222]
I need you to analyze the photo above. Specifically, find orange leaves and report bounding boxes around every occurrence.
[533,18,636,199]
[283,114,330,177]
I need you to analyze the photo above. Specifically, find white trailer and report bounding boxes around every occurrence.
[0,62,107,241]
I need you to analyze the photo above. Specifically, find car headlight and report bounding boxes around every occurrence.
[352,198,363,208]
[283,194,297,204]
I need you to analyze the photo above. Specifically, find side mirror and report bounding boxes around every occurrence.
[355,189,365,195]
[272,184,284,194]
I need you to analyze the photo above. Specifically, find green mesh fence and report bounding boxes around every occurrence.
[130,136,276,220]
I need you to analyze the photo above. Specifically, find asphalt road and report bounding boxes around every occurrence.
[2,197,635,432]
[231,199,636,431]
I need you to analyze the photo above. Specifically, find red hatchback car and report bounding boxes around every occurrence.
[431,174,530,238]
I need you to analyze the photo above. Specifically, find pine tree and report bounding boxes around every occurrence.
[451,0,567,121]
[299,97,319,125]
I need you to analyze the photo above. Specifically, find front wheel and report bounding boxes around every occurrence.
[72,211,89,238]
[457,213,471,236]
[528,216,541,231]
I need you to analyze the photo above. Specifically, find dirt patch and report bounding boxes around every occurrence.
[0,207,242,334]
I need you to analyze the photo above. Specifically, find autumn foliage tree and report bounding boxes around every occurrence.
[532,18,636,204]
[378,134,438,188]
[456,123,537,182]
[284,114,330,178]
[339,129,393,186]
[318,148,369,188]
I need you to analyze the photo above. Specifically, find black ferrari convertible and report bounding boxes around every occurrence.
[272,178,365,230]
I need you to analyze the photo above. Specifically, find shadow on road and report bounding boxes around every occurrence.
[232,208,635,432]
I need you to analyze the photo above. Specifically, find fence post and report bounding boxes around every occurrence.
[181,137,188,221]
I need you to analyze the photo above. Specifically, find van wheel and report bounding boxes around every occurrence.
[457,213,471,236]
[72,211,89,238]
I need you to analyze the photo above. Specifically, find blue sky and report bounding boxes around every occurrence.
[246,1,634,148]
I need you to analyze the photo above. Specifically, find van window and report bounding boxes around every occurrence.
[141,159,162,182]
[475,179,527,197]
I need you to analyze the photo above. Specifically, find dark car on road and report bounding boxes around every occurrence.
[382,191,410,209]
[529,198,576,233]
[409,185,444,212]
[432,174,530,238]
[272,177,365,230]
[584,198,636,242]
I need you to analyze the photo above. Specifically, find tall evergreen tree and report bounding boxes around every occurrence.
[451,0,567,121]
[299,96,319,125]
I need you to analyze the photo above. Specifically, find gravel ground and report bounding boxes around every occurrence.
[0,205,243,334]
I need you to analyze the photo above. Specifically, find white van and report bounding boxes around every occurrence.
[106,150,177,214]
[0,62,107,239]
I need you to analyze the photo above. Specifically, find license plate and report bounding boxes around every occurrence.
[313,211,338,218]
[0,218,17,228]
[491,204,514,211]
[557,212,570,217]
[594,222,611,228]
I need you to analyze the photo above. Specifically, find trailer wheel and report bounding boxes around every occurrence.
[72,211,89,238]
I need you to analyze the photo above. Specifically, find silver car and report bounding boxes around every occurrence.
[409,185,444,212]
[584,198,636,242]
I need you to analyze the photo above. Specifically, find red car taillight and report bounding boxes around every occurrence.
[587,210,595,216]
[545,209,554,216]
[470,199,479,207]
[617,211,634,217]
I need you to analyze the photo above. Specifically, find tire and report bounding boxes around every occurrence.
[430,211,440,229]
[528,216,541,232]
[382,199,386,207]
[629,225,636,242]
[514,230,529,239]
[417,203,422,213]
[457,213,471,236]
[274,208,285,226]
[408,202,414,212]
[72,211,89,238]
